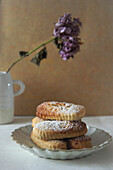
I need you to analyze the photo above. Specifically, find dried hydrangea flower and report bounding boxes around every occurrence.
[53,13,82,39]
[53,13,82,60]
[59,37,80,60]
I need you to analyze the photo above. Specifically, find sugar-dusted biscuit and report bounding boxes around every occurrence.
[67,135,92,149]
[31,132,67,150]
[32,120,87,140]
[36,101,86,121]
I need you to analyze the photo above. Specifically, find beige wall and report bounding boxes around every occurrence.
[0,0,113,116]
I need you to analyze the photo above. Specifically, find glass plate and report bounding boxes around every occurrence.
[11,125,112,160]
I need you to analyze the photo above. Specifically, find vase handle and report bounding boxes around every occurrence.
[13,80,25,96]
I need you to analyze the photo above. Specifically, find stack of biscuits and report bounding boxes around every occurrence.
[31,101,91,150]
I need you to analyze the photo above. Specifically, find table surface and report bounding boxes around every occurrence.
[0,116,113,170]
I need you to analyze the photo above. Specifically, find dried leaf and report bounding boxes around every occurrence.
[31,47,47,66]
[53,37,62,49]
[19,51,29,57]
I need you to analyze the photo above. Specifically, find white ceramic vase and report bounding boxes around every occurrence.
[0,71,25,124]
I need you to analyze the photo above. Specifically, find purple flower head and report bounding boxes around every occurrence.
[53,13,82,39]
[59,37,80,60]
[53,13,82,60]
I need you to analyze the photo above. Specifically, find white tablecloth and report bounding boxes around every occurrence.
[0,116,113,170]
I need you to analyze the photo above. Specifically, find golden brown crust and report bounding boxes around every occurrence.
[32,121,87,140]
[67,135,92,149]
[31,132,67,150]
[32,117,44,127]
[31,133,91,150]
[36,101,86,121]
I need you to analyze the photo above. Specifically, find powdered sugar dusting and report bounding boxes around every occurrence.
[35,120,84,132]
[44,101,85,115]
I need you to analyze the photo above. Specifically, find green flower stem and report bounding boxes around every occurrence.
[6,37,56,73]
